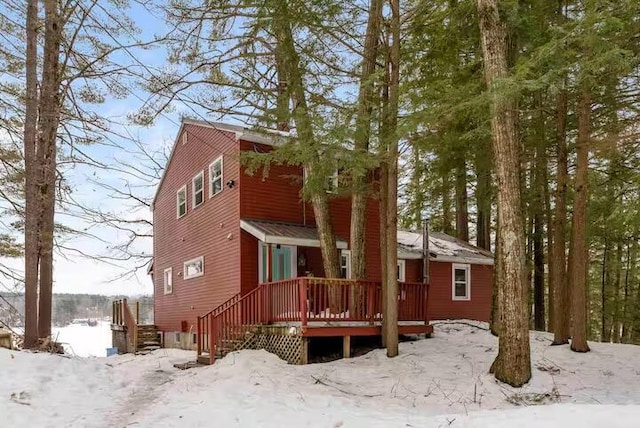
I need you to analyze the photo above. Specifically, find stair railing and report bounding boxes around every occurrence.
[196,293,240,358]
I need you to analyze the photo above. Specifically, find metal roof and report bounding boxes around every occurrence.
[240,219,348,249]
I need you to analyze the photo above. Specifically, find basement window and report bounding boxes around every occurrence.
[163,267,173,295]
[184,256,204,279]
[192,171,204,208]
[452,263,471,301]
[209,156,223,198]
[176,186,187,218]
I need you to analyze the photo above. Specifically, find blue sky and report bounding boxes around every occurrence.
[0,1,190,296]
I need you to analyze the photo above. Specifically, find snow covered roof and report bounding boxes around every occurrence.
[397,229,494,265]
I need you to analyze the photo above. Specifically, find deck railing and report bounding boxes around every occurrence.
[196,277,429,364]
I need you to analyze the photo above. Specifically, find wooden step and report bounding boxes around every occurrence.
[197,354,213,365]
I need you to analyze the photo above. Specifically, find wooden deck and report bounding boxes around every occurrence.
[196,278,432,364]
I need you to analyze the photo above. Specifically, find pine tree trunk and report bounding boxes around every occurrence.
[379,161,389,347]
[455,158,469,242]
[551,88,570,345]
[383,0,400,358]
[442,173,454,235]
[23,0,40,349]
[379,33,390,348]
[38,0,62,339]
[569,88,591,353]
[477,0,531,386]
[533,96,545,331]
[272,1,340,280]
[601,238,610,342]
[544,152,554,332]
[475,153,492,251]
[350,0,382,281]
[490,211,502,336]
[612,242,623,343]
[621,240,631,343]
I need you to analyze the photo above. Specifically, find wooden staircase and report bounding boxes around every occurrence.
[136,324,161,353]
[197,289,264,365]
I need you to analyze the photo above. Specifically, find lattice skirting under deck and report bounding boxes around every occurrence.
[243,326,304,365]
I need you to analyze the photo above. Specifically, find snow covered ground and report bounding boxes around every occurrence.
[2,321,640,427]
[52,321,112,357]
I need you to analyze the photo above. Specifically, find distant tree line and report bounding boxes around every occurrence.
[0,293,153,327]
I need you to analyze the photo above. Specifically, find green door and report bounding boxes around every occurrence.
[260,244,294,282]
[272,246,292,281]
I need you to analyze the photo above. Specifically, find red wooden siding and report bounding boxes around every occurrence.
[238,140,381,281]
[153,124,241,333]
[239,141,306,224]
[405,259,493,322]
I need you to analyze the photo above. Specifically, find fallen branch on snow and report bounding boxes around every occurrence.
[430,321,489,331]
[311,375,383,398]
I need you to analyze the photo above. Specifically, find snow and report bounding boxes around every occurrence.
[398,229,494,263]
[2,321,640,427]
[52,321,113,357]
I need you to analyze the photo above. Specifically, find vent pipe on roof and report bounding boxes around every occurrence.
[423,218,430,285]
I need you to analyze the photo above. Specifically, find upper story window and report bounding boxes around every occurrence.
[163,267,173,294]
[192,171,204,208]
[397,259,406,282]
[340,250,351,279]
[176,185,187,218]
[184,256,204,279]
[209,156,223,198]
[452,263,471,301]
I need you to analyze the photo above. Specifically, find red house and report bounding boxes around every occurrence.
[148,119,493,364]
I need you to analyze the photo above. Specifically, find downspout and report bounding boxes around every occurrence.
[422,218,430,284]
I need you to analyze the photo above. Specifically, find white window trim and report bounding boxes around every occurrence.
[192,171,204,208]
[397,259,406,282]
[341,249,352,279]
[184,256,204,280]
[163,267,173,295]
[209,156,224,198]
[258,242,297,283]
[452,263,471,301]
[326,169,339,194]
[176,185,187,219]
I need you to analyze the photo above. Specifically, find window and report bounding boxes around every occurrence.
[192,171,204,208]
[209,156,223,198]
[176,186,187,218]
[184,256,204,279]
[340,250,351,279]
[327,170,339,193]
[163,268,173,294]
[397,260,406,282]
[452,263,471,301]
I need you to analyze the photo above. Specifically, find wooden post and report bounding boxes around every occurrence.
[209,315,215,365]
[299,278,308,329]
[422,218,430,285]
[300,337,309,364]
[368,282,375,325]
[135,301,140,325]
[423,284,430,324]
[196,317,201,356]
[112,301,115,324]
[267,243,273,283]
[343,335,351,358]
